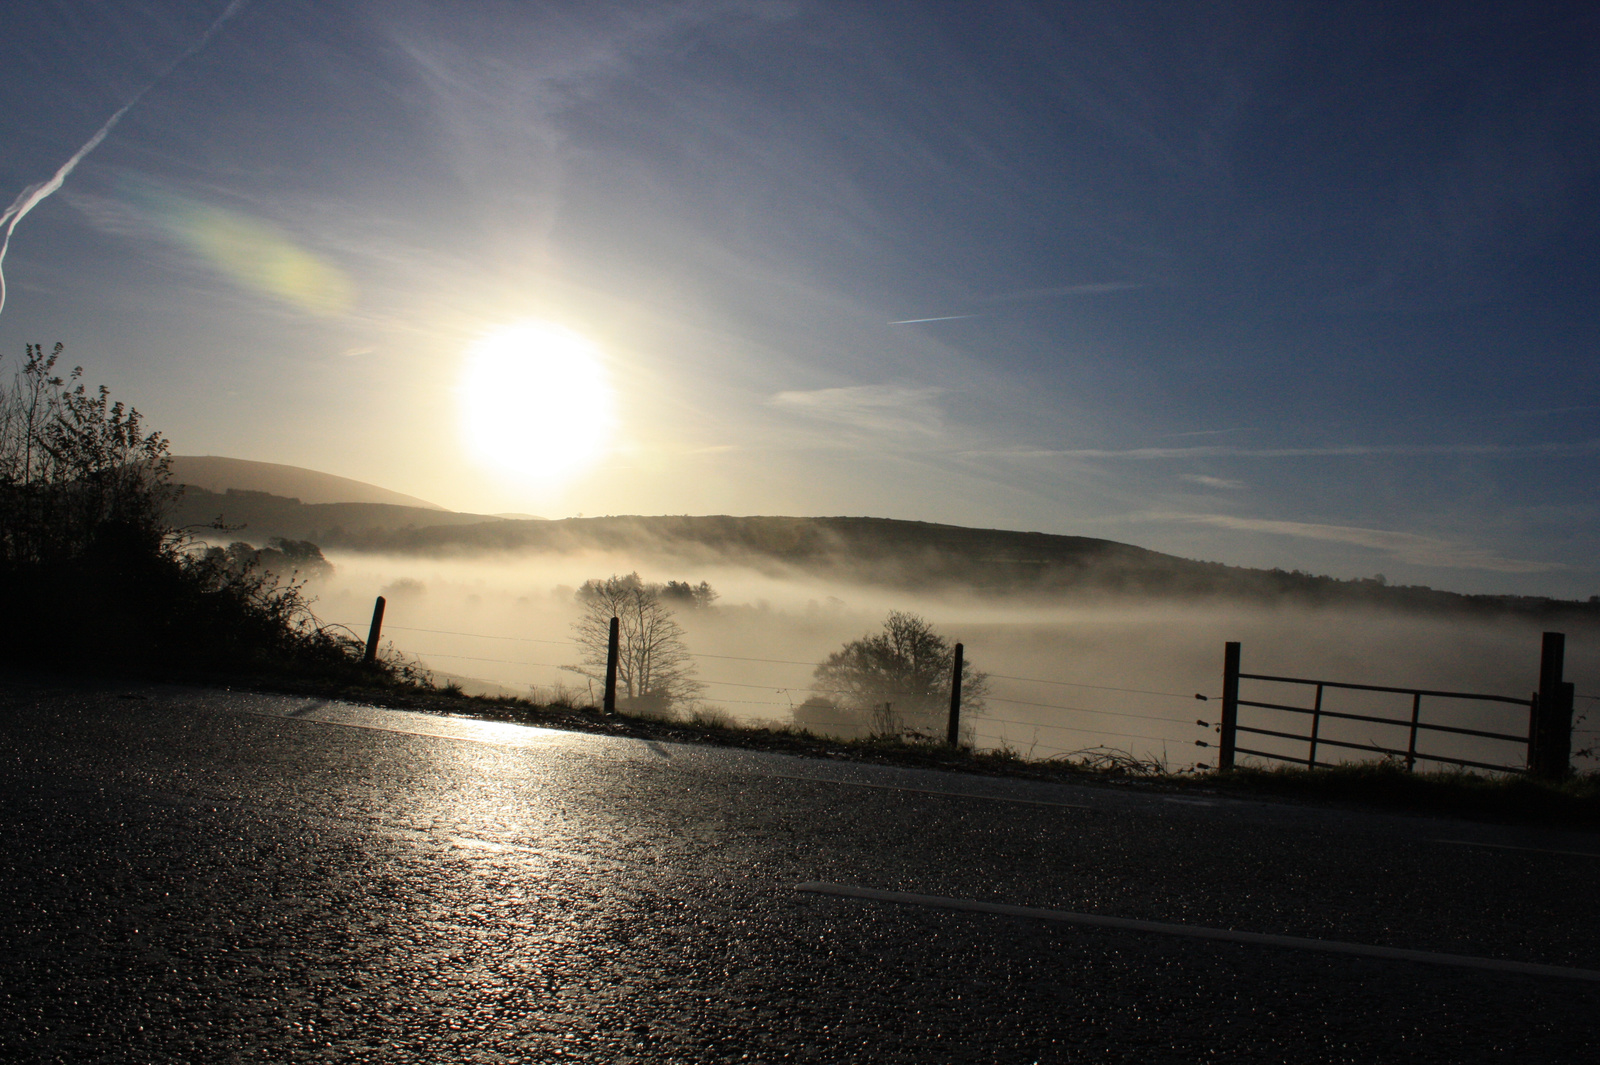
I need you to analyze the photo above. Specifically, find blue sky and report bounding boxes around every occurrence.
[1,1,1597,596]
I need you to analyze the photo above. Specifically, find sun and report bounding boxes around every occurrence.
[458,320,616,484]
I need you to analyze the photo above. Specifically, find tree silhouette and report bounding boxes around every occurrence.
[811,610,986,739]
[0,344,378,678]
[0,342,173,568]
[568,572,704,713]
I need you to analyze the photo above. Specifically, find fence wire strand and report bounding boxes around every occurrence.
[330,617,1212,700]
[985,672,1198,700]
[326,606,1592,766]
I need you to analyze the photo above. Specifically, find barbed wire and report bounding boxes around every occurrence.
[334,610,1588,762]
[326,617,1219,698]
[984,694,1184,726]
[397,626,571,646]
[412,651,566,668]
[977,716,1166,743]
[697,676,935,701]
[693,695,1176,742]
[689,651,820,667]
[984,672,1198,700]
[323,620,575,646]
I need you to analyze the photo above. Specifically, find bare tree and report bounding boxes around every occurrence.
[568,572,704,713]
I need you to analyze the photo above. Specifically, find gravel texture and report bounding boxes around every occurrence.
[2,673,1597,1062]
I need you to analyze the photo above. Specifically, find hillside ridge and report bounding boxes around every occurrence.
[169,456,448,510]
[164,486,1599,621]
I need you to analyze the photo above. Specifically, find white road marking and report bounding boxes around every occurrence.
[795,882,1600,982]
[1431,839,1600,859]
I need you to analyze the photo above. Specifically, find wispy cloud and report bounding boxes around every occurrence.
[1165,426,1257,439]
[977,281,1144,304]
[1504,404,1600,417]
[886,283,1145,327]
[768,385,945,436]
[973,440,1600,461]
[1160,513,1558,573]
[1178,473,1246,489]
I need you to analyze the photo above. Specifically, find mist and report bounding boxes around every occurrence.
[297,547,1599,774]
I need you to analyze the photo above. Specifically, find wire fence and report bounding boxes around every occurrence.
[322,609,1595,769]
[319,613,1219,764]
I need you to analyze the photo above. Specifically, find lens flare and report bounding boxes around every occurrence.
[458,320,616,485]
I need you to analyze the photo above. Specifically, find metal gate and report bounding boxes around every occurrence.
[1208,632,1574,777]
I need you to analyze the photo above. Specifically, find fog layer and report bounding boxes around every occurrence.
[304,550,1598,772]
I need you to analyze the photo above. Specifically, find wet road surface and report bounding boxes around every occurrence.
[2,673,1598,1062]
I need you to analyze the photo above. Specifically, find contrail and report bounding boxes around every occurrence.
[976,281,1142,304]
[887,314,982,325]
[0,0,249,318]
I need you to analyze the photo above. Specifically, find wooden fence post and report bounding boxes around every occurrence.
[1557,680,1576,772]
[946,642,964,747]
[603,616,620,714]
[1533,631,1571,778]
[1309,683,1326,769]
[1404,692,1422,772]
[362,595,386,666]
[1219,641,1241,770]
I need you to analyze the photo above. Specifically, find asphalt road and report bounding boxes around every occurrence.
[2,673,1598,1063]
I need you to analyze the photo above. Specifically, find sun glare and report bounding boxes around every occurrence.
[458,321,616,485]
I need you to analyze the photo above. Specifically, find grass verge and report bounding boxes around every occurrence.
[157,666,1600,830]
[1211,760,1600,827]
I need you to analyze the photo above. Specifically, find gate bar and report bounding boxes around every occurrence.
[1239,673,1530,704]
[1235,700,1527,743]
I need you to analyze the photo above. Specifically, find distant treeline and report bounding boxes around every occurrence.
[168,487,1600,623]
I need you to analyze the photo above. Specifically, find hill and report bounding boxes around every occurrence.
[169,456,447,510]
[169,487,503,541]
[164,487,1600,622]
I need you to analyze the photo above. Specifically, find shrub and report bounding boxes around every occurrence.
[687,704,733,729]
[0,345,379,680]
[809,610,987,742]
